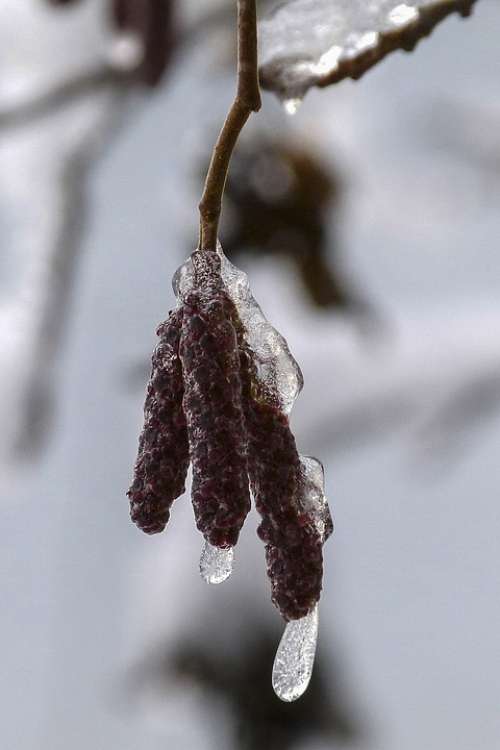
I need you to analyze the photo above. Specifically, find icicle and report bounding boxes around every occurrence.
[272,604,319,702]
[271,456,330,700]
[199,541,234,584]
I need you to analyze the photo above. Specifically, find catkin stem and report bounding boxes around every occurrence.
[198,0,261,252]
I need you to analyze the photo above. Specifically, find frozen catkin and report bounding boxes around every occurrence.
[129,244,332,700]
[179,252,251,548]
[240,349,333,621]
[128,308,190,534]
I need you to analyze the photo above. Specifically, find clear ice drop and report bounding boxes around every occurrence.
[199,541,234,584]
[272,604,319,702]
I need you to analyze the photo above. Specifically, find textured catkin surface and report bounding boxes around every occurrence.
[129,246,331,620]
[128,308,190,534]
[239,345,331,621]
[179,253,251,548]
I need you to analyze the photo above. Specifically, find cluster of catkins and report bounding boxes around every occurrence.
[128,250,332,621]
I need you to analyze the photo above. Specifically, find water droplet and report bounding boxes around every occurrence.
[199,541,233,584]
[272,604,319,702]
[283,97,302,116]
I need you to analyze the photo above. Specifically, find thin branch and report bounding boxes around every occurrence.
[0,1,236,133]
[9,86,131,459]
[0,66,131,131]
[198,0,261,252]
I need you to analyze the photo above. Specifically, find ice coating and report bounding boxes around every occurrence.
[242,377,332,620]
[174,244,332,699]
[272,604,319,702]
[174,243,303,416]
[200,541,234,584]
[270,458,330,701]
[259,0,476,102]
[299,456,332,543]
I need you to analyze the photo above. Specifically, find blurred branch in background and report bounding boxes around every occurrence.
[125,303,500,473]
[415,359,500,468]
[218,135,376,319]
[2,0,493,467]
[0,0,178,459]
[424,97,500,179]
[1,4,499,750]
[0,67,128,131]
[45,0,176,87]
[9,88,131,457]
[0,0,259,461]
[0,66,135,457]
[128,613,366,750]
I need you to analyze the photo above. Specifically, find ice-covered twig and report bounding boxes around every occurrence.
[258,0,478,106]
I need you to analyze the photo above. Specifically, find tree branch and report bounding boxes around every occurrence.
[198,0,261,252]
[0,66,130,131]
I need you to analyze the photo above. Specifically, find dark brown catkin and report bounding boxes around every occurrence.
[239,347,333,621]
[128,308,189,534]
[179,252,251,548]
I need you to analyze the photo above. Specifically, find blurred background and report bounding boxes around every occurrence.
[1,1,499,749]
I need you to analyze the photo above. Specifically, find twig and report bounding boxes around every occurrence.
[0,1,237,134]
[198,0,261,252]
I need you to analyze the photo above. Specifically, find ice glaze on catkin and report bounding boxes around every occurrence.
[239,348,332,620]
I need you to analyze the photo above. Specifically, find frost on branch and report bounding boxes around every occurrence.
[259,0,477,104]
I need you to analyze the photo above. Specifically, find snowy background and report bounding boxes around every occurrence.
[1,1,499,749]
